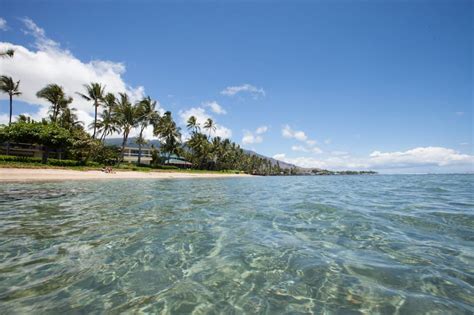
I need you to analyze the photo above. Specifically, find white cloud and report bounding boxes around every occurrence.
[282,125,322,153]
[220,83,265,98]
[242,125,268,145]
[273,146,474,173]
[282,125,308,141]
[291,145,322,154]
[179,107,232,139]
[256,125,268,134]
[203,101,226,115]
[455,111,464,116]
[368,147,474,168]
[0,18,150,136]
[324,138,332,145]
[0,18,7,31]
[242,131,263,145]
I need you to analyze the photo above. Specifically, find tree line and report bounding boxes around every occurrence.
[0,49,284,175]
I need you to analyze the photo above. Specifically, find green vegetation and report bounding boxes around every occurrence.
[0,69,283,174]
[0,51,374,176]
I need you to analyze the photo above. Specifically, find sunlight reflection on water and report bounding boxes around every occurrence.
[0,175,473,314]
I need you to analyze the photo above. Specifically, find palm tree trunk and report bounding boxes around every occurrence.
[6,94,12,155]
[52,103,57,123]
[119,132,129,165]
[93,101,98,139]
[8,94,12,125]
[137,127,145,165]
[101,129,107,143]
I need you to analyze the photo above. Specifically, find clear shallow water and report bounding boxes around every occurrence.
[0,175,473,314]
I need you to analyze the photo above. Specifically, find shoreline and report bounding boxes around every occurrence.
[0,168,252,182]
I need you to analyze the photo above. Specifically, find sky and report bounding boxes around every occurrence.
[0,0,472,173]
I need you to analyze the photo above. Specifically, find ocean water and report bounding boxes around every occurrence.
[0,175,473,314]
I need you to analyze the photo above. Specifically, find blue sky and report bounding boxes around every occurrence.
[0,0,472,173]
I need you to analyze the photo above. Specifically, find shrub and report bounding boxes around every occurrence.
[47,159,81,167]
[151,164,179,170]
[0,155,42,163]
[0,155,100,167]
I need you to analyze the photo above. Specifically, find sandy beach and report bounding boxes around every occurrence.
[0,168,251,182]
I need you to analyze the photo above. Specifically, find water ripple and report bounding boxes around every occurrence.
[0,174,473,314]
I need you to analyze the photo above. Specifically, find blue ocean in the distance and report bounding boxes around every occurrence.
[0,175,473,314]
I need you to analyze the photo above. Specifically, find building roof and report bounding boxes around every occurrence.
[164,158,192,165]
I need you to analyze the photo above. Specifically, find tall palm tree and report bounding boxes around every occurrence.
[0,49,14,58]
[136,96,160,164]
[77,82,105,139]
[154,111,181,163]
[203,118,216,139]
[97,93,120,142]
[36,84,72,123]
[186,115,200,134]
[113,93,139,163]
[0,76,21,125]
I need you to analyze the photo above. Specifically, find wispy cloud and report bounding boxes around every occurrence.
[282,125,308,141]
[369,147,474,168]
[274,146,474,173]
[242,125,268,145]
[0,18,7,31]
[203,101,226,115]
[282,124,322,153]
[455,111,465,116]
[291,145,322,154]
[221,83,265,98]
[256,126,268,134]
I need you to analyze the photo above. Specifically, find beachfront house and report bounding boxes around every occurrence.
[122,146,153,165]
[106,138,192,167]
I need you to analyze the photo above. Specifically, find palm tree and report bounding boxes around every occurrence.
[203,118,216,139]
[97,93,120,142]
[136,96,160,164]
[58,106,82,131]
[186,131,210,169]
[0,49,14,58]
[154,111,181,163]
[113,93,139,164]
[0,76,21,125]
[17,114,32,123]
[77,82,105,139]
[186,115,200,134]
[36,84,72,123]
